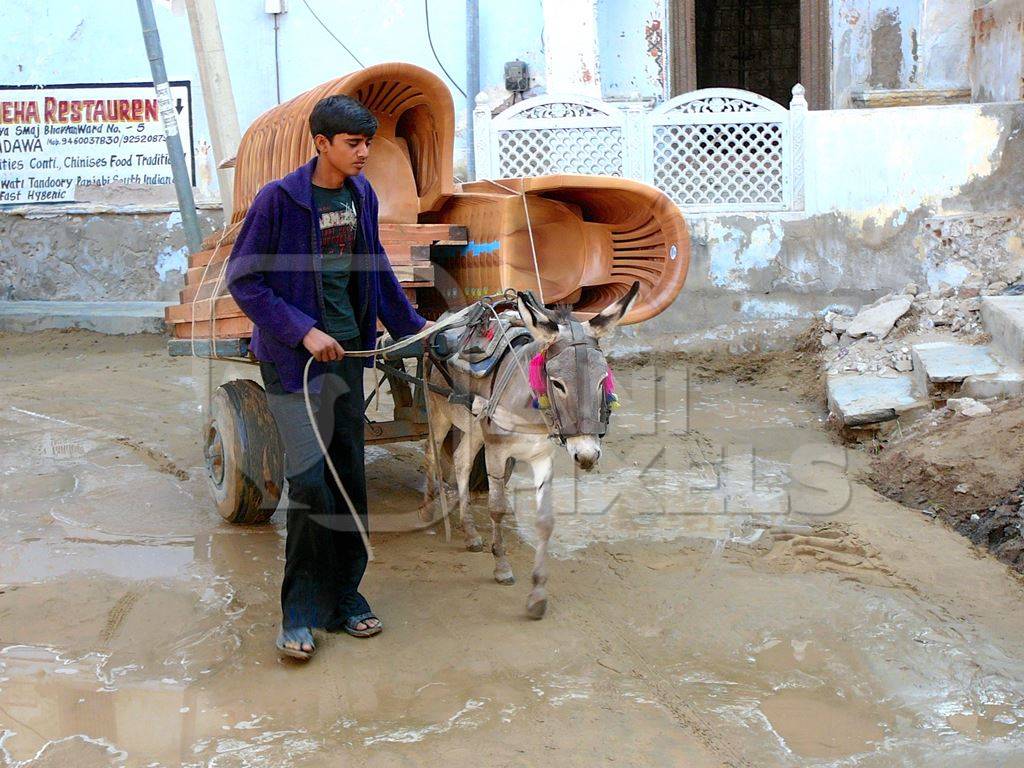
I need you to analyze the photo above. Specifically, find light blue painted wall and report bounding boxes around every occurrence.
[0,0,555,186]
[831,0,971,107]
[596,0,668,99]
[273,0,549,175]
[0,0,277,195]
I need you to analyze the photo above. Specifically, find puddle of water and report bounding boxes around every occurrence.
[0,538,195,582]
[947,704,1019,740]
[760,687,890,759]
[0,652,609,766]
[509,451,791,557]
[661,593,1024,767]
[0,469,78,503]
[500,370,824,556]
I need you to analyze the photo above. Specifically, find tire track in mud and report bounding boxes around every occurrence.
[114,437,190,482]
[98,590,141,645]
[746,520,1024,704]
[551,525,1022,768]
[558,549,755,768]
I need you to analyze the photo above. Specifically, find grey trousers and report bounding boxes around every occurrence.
[260,349,370,631]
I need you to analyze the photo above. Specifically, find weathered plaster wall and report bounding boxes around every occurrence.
[0,208,222,303]
[597,0,669,99]
[832,0,972,107]
[970,0,1024,103]
[619,102,1024,354]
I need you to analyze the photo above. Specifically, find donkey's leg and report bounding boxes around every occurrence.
[453,422,485,552]
[486,446,515,584]
[527,451,555,619]
[420,393,452,522]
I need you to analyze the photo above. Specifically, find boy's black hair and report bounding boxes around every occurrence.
[309,95,377,143]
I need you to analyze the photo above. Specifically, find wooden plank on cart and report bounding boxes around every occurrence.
[363,420,428,444]
[167,338,252,358]
[173,316,254,339]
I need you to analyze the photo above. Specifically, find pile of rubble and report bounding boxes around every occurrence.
[820,282,993,378]
[823,281,1024,437]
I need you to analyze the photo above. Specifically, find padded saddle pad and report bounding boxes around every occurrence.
[432,317,532,379]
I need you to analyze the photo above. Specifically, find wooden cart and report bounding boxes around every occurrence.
[166,63,690,524]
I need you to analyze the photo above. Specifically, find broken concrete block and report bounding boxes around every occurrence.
[911,342,1001,396]
[847,297,913,339]
[988,281,1008,293]
[981,295,1024,366]
[947,397,992,417]
[827,373,926,426]
[923,299,944,315]
[894,357,913,372]
[904,282,920,296]
[831,314,852,335]
[961,370,1024,399]
[821,332,838,348]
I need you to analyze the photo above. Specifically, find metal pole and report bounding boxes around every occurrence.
[465,0,479,181]
[136,0,203,254]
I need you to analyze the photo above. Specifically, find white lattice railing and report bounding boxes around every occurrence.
[473,85,807,213]
[474,94,630,178]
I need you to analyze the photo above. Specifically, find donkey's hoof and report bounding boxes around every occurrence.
[495,572,516,585]
[465,539,485,553]
[417,502,436,523]
[526,597,548,620]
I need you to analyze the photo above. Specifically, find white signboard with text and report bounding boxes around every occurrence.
[0,81,194,204]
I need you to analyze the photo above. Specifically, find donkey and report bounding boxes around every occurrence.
[424,281,639,619]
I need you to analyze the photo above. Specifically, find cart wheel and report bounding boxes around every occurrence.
[440,433,514,492]
[205,379,283,524]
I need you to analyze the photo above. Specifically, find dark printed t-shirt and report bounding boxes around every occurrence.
[312,183,360,342]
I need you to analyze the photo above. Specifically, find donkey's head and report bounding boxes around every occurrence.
[517,281,640,471]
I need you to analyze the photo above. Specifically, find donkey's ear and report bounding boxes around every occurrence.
[517,291,559,343]
[584,281,640,338]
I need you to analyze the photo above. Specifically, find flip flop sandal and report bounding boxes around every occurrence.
[276,627,315,660]
[343,612,383,638]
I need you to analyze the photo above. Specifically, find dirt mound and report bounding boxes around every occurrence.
[866,398,1024,570]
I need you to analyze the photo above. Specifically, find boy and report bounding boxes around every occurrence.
[226,95,428,661]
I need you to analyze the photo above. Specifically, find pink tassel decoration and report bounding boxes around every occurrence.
[529,352,547,394]
[603,366,615,396]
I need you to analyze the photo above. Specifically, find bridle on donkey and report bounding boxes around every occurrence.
[526,317,617,445]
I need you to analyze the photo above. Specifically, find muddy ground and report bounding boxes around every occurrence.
[1,330,1023,767]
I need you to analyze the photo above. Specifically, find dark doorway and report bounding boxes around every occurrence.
[695,0,801,105]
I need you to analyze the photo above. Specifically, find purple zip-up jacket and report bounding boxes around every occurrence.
[226,157,426,393]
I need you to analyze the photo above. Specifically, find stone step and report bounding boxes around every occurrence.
[827,373,929,427]
[981,295,1024,366]
[961,369,1024,399]
[910,341,1001,398]
[0,300,171,335]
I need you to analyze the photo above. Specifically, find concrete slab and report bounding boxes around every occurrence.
[0,301,171,335]
[981,295,1024,365]
[962,369,1024,399]
[827,373,926,426]
[846,296,913,339]
[910,342,1001,396]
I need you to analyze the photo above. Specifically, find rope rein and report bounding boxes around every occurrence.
[301,303,479,562]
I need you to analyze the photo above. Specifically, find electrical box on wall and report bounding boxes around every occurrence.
[504,60,529,93]
[264,0,287,13]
